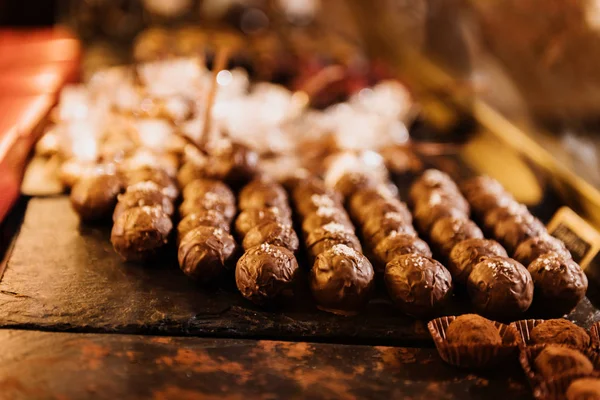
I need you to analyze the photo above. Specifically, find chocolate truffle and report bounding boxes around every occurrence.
[361,212,417,248]
[567,378,600,400]
[414,202,467,234]
[235,207,291,238]
[176,161,207,190]
[178,226,238,283]
[113,181,174,222]
[177,210,230,241]
[179,192,237,222]
[461,176,505,198]
[205,141,259,185]
[373,233,432,272]
[295,193,342,218]
[243,222,300,252]
[447,239,508,285]
[333,172,376,198]
[310,244,375,315]
[238,179,290,212]
[306,223,363,259]
[527,253,588,317]
[122,166,179,200]
[493,213,547,253]
[302,207,354,235]
[482,202,529,233]
[292,178,343,212]
[469,192,516,216]
[409,169,460,205]
[534,345,593,380]
[446,314,502,345]
[530,319,590,351]
[429,216,484,256]
[467,256,533,319]
[111,206,173,262]
[70,173,122,222]
[514,234,571,267]
[348,185,398,215]
[235,244,299,305]
[182,179,235,206]
[385,254,453,317]
[355,198,413,226]
[414,188,471,216]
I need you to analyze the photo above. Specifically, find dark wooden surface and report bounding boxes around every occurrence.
[1,196,599,346]
[0,329,530,400]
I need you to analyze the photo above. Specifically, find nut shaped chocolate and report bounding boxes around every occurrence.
[235,207,291,238]
[235,244,299,305]
[409,169,460,205]
[530,319,590,351]
[310,244,374,315]
[514,234,571,267]
[177,210,230,241]
[178,226,238,283]
[385,254,453,318]
[122,166,179,200]
[466,256,533,319]
[111,206,173,262]
[373,233,432,273]
[429,216,484,256]
[447,239,508,285]
[183,179,235,206]
[70,173,122,222]
[113,181,173,222]
[306,223,362,259]
[238,179,290,212]
[302,207,354,236]
[243,222,299,252]
[534,345,593,380]
[446,314,502,345]
[493,213,546,253]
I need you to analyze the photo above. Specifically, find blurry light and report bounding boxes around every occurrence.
[587,0,600,29]
[216,70,233,86]
[241,9,269,34]
[358,88,373,103]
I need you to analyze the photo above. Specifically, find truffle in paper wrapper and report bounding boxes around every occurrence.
[428,315,519,369]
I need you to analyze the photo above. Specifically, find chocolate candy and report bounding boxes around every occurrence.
[176,161,207,190]
[355,198,413,226]
[178,226,238,283]
[235,243,299,305]
[243,222,299,252]
[414,202,467,234]
[235,207,291,238]
[429,216,484,256]
[361,212,417,248]
[177,210,230,241]
[70,173,122,222]
[460,176,513,214]
[295,193,342,218]
[310,244,374,315]
[567,378,600,400]
[301,207,354,236]
[534,345,593,380]
[469,192,516,216]
[306,223,363,259]
[409,169,460,205]
[182,179,235,206]
[482,202,528,233]
[111,206,173,262]
[447,239,508,285]
[179,193,237,221]
[292,178,343,214]
[348,185,398,215]
[530,319,590,351]
[446,314,502,345]
[467,256,533,319]
[414,188,470,216]
[493,213,547,253]
[333,172,376,198]
[113,181,174,222]
[385,253,453,318]
[122,166,179,200]
[205,142,259,185]
[514,234,571,267]
[372,233,432,273]
[238,179,290,212]
[527,253,588,317]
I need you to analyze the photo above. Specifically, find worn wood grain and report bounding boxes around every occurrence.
[0,329,530,400]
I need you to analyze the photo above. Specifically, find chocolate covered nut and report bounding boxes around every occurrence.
[414,202,467,234]
[446,314,502,345]
[292,178,343,214]
[385,254,453,318]
[178,226,238,283]
[176,161,207,190]
[467,256,533,319]
[409,169,460,205]
[243,222,299,252]
[111,206,173,262]
[113,181,173,222]
[177,210,230,241]
[527,253,588,317]
[534,345,593,380]
[238,179,290,212]
[295,193,342,218]
[310,244,374,315]
[429,216,484,256]
[460,176,513,214]
[235,244,299,305]
[361,212,417,248]
[179,193,237,222]
[355,197,413,226]
[348,185,398,216]
[182,179,235,206]
[447,239,508,285]
[373,233,432,273]
[306,223,362,259]
[302,207,354,236]
[567,378,600,400]
[70,173,122,222]
[493,213,547,253]
[235,207,291,238]
[482,202,529,233]
[333,172,376,198]
[514,234,571,267]
[205,141,259,185]
[530,319,590,351]
[122,166,179,200]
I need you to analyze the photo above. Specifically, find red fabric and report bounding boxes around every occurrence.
[0,28,80,222]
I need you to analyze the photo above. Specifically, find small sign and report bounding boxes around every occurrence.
[547,207,600,270]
